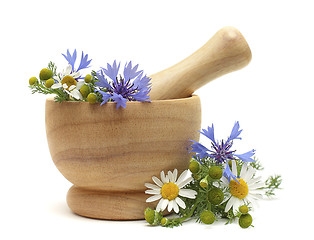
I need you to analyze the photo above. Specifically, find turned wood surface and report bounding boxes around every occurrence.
[46,96,201,192]
[149,26,252,100]
[46,96,201,219]
[67,186,162,220]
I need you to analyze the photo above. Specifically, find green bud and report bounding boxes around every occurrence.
[239,213,253,228]
[29,77,38,85]
[87,93,97,104]
[208,166,223,179]
[189,161,200,173]
[160,217,170,227]
[144,208,155,225]
[45,78,55,88]
[200,176,208,188]
[80,84,91,98]
[144,208,163,226]
[239,205,249,214]
[200,210,215,224]
[39,68,53,81]
[84,74,93,83]
[208,187,224,205]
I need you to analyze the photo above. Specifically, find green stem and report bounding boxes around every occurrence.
[166,202,199,227]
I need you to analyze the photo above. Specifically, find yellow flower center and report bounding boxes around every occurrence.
[229,178,249,199]
[161,182,179,200]
[61,75,77,90]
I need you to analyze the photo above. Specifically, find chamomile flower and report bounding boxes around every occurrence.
[51,64,84,100]
[145,169,197,213]
[221,160,264,215]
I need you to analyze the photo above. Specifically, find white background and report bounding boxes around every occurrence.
[1,0,312,239]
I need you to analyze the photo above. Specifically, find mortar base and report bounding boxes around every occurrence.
[66,185,157,220]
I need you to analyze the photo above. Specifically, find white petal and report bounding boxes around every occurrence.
[144,183,161,190]
[225,197,236,212]
[248,182,265,190]
[160,171,166,183]
[72,71,81,79]
[76,80,84,90]
[145,189,161,195]
[175,197,186,209]
[173,200,179,213]
[243,166,256,182]
[64,64,72,75]
[168,200,174,212]
[69,85,76,91]
[146,194,162,203]
[70,89,83,100]
[177,176,193,188]
[176,170,188,186]
[168,171,174,182]
[160,199,169,211]
[247,176,262,185]
[54,75,61,82]
[240,163,248,178]
[232,198,243,215]
[51,83,62,89]
[221,176,229,186]
[232,160,237,176]
[172,169,178,182]
[179,189,197,199]
[152,176,163,187]
[156,199,163,212]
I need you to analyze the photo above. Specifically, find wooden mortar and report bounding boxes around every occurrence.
[45,26,251,220]
[45,96,201,220]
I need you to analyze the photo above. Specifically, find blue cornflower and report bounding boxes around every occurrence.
[95,60,151,109]
[190,121,255,182]
[62,49,92,79]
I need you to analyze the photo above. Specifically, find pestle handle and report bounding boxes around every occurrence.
[149,27,252,100]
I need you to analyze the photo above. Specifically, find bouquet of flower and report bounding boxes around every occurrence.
[29,51,281,228]
[28,49,151,108]
[144,121,281,228]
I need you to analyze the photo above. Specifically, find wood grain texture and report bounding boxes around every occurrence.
[149,26,252,100]
[67,186,163,220]
[45,96,201,219]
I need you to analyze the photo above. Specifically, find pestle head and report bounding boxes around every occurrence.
[148,26,252,100]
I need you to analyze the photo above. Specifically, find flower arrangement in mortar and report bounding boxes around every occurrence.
[29,49,152,108]
[144,121,282,228]
[29,49,202,220]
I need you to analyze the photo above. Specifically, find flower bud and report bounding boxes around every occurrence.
[208,187,224,205]
[29,77,38,85]
[160,217,170,227]
[84,74,93,83]
[144,208,163,226]
[80,84,91,98]
[208,166,223,179]
[189,161,200,174]
[239,213,253,228]
[200,176,208,188]
[144,208,155,225]
[239,205,249,214]
[39,68,53,81]
[45,78,55,88]
[87,93,97,104]
[200,210,215,224]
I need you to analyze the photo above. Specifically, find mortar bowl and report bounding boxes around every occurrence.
[45,95,201,220]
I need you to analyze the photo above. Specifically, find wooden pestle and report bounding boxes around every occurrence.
[149,26,252,100]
